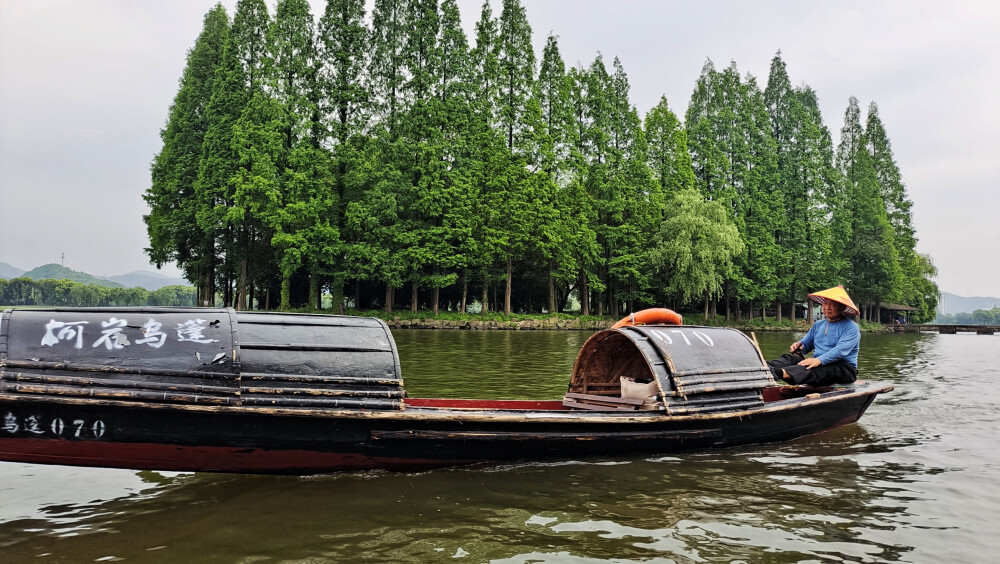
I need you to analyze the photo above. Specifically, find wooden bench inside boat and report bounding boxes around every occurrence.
[562,392,648,411]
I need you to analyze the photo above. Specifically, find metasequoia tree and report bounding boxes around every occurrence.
[144,3,935,320]
[145,5,229,306]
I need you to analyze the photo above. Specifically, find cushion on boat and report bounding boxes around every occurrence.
[620,376,658,400]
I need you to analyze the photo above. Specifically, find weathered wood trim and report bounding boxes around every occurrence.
[241,395,401,409]
[0,383,893,424]
[564,392,645,406]
[238,343,394,353]
[241,372,402,385]
[1,372,236,395]
[241,386,406,398]
[3,383,236,405]
[370,428,721,441]
[2,359,234,380]
[671,366,771,377]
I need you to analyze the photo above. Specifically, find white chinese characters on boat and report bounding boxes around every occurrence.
[2,412,106,439]
[175,319,219,344]
[93,317,130,350]
[136,318,167,348]
[40,320,89,349]
[39,317,219,350]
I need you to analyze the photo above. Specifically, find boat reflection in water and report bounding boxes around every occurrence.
[0,307,891,474]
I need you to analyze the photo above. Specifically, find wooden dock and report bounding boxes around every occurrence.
[890,324,999,335]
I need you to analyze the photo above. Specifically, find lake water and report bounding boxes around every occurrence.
[1,329,998,562]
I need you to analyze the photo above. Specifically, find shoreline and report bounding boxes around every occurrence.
[371,315,886,333]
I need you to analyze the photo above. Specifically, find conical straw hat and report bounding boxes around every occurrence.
[807,285,860,316]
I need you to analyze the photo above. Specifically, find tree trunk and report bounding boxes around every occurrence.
[280,276,291,311]
[209,264,216,307]
[195,267,204,307]
[411,281,418,313]
[384,284,393,314]
[790,299,796,322]
[703,294,709,322]
[460,278,468,314]
[309,272,319,310]
[432,286,440,316]
[581,271,590,317]
[776,301,782,322]
[504,256,512,316]
[206,248,216,307]
[332,273,345,314]
[237,255,248,311]
[203,265,214,307]
[481,273,489,317]
[547,260,556,314]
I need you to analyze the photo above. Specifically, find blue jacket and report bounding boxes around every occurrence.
[800,317,860,367]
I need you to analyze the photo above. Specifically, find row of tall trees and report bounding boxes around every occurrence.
[680,54,937,321]
[144,0,937,321]
[0,278,195,307]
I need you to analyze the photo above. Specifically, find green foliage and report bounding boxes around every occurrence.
[844,143,901,307]
[649,188,744,304]
[0,278,194,307]
[369,0,408,135]
[830,93,934,320]
[144,4,229,306]
[644,95,695,193]
[140,3,934,325]
[866,102,915,254]
[765,52,838,317]
[901,253,940,322]
[686,60,781,314]
[937,307,999,325]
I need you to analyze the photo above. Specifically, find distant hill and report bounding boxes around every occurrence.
[106,271,189,291]
[22,264,123,288]
[2,262,190,291]
[0,262,24,279]
[939,292,1000,314]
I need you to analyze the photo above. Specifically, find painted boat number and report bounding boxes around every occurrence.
[3,412,106,439]
[648,329,715,347]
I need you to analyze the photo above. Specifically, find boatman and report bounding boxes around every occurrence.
[767,285,860,387]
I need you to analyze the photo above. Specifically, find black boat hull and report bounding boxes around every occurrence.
[0,385,886,474]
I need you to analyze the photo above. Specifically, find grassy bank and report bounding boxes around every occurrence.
[292,308,888,332]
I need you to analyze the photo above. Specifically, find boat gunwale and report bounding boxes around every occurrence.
[0,382,893,424]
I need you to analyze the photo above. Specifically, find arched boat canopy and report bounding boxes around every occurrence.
[0,308,404,411]
[569,326,775,414]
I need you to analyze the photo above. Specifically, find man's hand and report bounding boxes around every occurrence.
[797,357,822,369]
[789,341,803,354]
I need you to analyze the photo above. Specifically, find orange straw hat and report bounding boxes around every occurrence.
[807,285,860,316]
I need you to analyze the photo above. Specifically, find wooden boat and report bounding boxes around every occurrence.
[0,307,892,475]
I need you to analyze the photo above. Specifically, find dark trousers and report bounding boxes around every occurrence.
[767,353,858,387]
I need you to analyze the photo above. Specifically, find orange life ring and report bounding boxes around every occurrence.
[611,308,683,328]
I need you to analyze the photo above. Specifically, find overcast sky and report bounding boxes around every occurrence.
[1,0,997,297]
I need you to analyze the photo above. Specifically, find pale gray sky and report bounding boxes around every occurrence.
[1,0,997,297]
